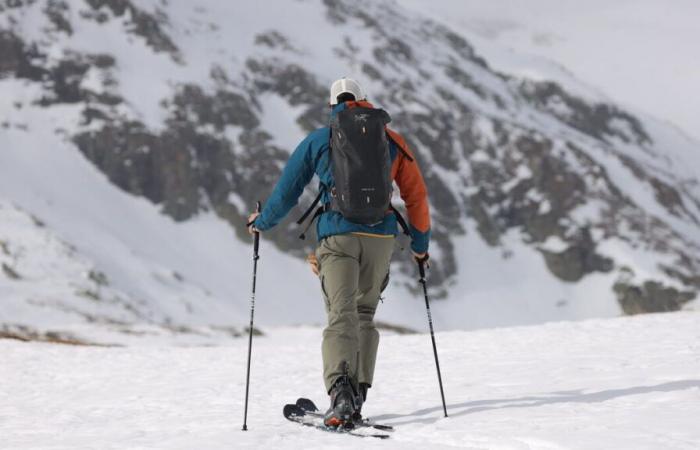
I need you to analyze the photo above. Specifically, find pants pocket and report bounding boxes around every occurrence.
[320,274,329,298]
[320,275,330,312]
[380,271,390,293]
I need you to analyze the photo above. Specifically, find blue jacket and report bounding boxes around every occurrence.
[253,101,431,254]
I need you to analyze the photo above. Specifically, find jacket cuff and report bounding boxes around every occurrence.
[253,215,270,231]
[409,225,430,254]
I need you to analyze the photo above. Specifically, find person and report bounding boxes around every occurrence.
[247,77,431,427]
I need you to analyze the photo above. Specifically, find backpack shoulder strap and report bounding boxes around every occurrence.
[390,204,411,236]
[386,128,414,162]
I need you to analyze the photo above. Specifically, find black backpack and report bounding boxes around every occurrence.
[329,106,393,225]
[296,107,411,239]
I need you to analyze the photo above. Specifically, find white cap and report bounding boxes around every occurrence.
[329,77,366,105]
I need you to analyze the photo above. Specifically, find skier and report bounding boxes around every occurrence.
[247,77,431,427]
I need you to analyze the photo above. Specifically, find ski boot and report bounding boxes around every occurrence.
[323,375,358,428]
[351,382,370,423]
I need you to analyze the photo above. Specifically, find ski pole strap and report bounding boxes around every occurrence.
[390,205,411,236]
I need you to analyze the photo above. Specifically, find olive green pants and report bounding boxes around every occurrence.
[316,234,394,393]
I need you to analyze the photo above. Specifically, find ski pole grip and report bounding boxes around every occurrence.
[253,201,261,255]
[418,259,426,280]
[415,253,429,280]
[253,230,260,255]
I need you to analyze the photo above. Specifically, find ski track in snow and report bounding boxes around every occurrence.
[2,312,700,449]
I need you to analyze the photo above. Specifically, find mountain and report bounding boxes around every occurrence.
[397,0,700,143]
[3,311,700,448]
[1,0,699,342]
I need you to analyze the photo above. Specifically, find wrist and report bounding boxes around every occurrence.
[253,215,267,231]
[410,243,428,255]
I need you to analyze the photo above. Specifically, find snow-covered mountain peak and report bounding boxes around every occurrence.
[1,0,699,341]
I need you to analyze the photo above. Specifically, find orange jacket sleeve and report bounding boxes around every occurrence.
[388,129,431,253]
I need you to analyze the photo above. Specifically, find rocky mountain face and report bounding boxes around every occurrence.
[2,0,699,324]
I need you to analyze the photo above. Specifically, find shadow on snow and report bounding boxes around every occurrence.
[372,379,700,426]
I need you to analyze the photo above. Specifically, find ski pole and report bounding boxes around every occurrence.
[242,201,261,431]
[417,256,448,417]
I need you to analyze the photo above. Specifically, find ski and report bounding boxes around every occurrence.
[283,404,390,439]
[295,397,394,431]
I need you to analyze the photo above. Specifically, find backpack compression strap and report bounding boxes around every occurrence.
[297,188,325,240]
[296,189,324,226]
[298,205,324,240]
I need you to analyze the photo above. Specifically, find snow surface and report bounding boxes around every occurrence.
[2,311,699,449]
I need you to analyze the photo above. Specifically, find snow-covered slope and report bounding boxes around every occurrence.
[397,0,700,143]
[1,0,699,340]
[0,197,318,344]
[2,311,699,449]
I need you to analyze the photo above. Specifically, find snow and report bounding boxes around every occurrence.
[501,164,532,192]
[396,0,700,143]
[429,228,623,330]
[226,192,248,215]
[0,116,325,337]
[256,94,310,151]
[538,235,568,253]
[2,311,699,449]
[1,0,699,341]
